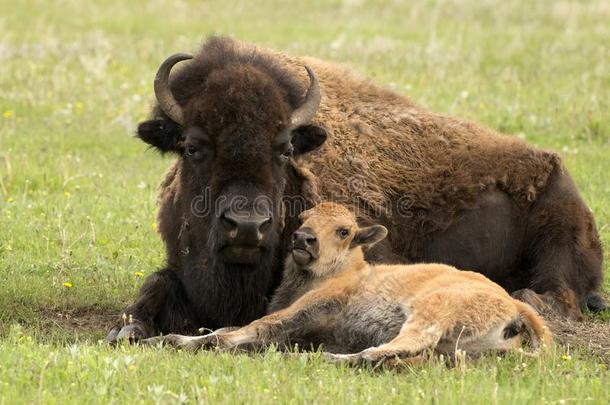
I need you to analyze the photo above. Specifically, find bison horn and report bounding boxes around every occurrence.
[154,53,193,126]
[289,65,321,129]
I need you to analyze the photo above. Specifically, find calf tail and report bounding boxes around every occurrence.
[515,300,552,350]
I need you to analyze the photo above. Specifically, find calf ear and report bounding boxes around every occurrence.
[351,225,388,249]
[292,124,327,155]
[137,118,182,153]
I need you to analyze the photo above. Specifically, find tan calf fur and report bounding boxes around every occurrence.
[144,202,551,363]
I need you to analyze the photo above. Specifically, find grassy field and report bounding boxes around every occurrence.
[0,0,609,403]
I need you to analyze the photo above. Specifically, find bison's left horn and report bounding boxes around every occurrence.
[289,65,321,129]
[154,53,193,126]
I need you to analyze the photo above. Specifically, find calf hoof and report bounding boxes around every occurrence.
[213,326,240,334]
[141,333,222,352]
[321,352,362,365]
[141,334,196,349]
[322,351,411,369]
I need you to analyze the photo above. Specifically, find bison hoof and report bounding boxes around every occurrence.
[586,293,609,313]
[106,327,120,343]
[107,323,148,344]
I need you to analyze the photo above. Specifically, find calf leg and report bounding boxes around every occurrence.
[142,291,345,352]
[326,293,524,366]
[107,268,197,343]
[324,317,443,365]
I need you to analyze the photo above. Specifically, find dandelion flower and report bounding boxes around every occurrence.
[63,282,73,288]
[561,354,572,361]
[151,222,158,231]
[135,271,144,277]
[3,110,14,119]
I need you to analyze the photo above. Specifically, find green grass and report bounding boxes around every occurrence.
[0,0,608,403]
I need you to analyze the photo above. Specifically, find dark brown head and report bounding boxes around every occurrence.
[136,38,327,272]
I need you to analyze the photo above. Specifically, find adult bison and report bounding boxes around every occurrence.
[107,36,604,342]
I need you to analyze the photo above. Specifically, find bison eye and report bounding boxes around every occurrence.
[337,228,350,239]
[185,145,196,156]
[184,145,205,161]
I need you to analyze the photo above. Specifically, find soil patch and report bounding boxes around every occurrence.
[38,307,116,336]
[546,314,610,364]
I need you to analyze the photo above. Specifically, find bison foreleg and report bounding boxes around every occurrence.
[107,268,196,343]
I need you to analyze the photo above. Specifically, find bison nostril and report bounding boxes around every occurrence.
[258,217,272,234]
[220,212,238,231]
[306,236,317,245]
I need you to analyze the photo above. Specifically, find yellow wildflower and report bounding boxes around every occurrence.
[561,354,572,361]
[64,191,71,197]
[3,110,14,119]
[135,271,144,277]
[151,222,158,231]
[7,197,14,203]
[63,282,73,288]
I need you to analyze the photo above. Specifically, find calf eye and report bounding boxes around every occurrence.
[279,146,294,162]
[275,141,294,164]
[337,228,350,239]
[283,146,294,157]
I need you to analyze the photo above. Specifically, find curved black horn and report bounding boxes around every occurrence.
[154,53,193,125]
[289,65,321,129]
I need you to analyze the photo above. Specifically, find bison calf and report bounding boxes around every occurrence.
[144,202,551,363]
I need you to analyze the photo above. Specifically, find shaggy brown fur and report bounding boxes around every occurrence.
[108,36,603,342]
[144,202,551,364]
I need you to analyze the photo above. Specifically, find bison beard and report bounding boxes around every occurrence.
[107,36,605,343]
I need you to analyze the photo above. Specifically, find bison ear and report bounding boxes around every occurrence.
[137,119,182,153]
[350,225,388,249]
[292,124,327,155]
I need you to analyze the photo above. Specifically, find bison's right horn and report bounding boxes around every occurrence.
[289,65,321,129]
[154,53,193,126]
